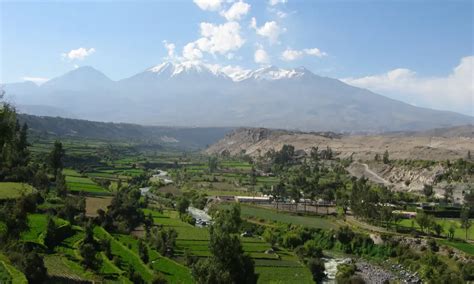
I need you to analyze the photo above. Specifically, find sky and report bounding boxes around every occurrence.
[0,0,473,115]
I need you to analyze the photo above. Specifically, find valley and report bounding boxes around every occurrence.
[0,106,472,283]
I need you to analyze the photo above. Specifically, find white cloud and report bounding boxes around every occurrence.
[221,1,250,21]
[61,47,95,60]
[163,40,176,58]
[281,49,303,61]
[254,48,270,64]
[193,0,223,11]
[281,47,327,61]
[342,56,474,116]
[252,19,284,44]
[195,21,245,55]
[22,76,49,85]
[275,10,287,18]
[304,48,327,58]
[182,42,203,61]
[269,0,287,6]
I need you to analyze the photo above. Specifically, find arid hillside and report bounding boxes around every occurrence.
[206,125,474,161]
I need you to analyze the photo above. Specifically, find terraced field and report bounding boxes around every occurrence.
[144,208,314,283]
[63,169,109,194]
[225,204,339,230]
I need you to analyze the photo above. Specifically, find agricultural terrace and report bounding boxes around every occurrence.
[143,208,314,283]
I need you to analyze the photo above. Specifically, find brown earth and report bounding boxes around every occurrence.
[85,196,113,217]
[206,126,474,161]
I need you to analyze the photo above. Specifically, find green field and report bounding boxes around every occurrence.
[63,169,109,194]
[0,253,28,283]
[398,218,474,240]
[438,239,474,255]
[0,182,35,199]
[144,208,314,283]
[227,204,339,230]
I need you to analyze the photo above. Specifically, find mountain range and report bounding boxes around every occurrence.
[3,61,472,132]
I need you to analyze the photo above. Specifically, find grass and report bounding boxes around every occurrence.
[438,239,474,255]
[0,182,35,200]
[230,204,339,230]
[21,214,49,245]
[93,227,154,282]
[114,234,194,283]
[63,169,109,194]
[143,208,313,283]
[0,253,27,284]
[398,218,474,240]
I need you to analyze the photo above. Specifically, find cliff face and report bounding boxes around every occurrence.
[205,126,474,161]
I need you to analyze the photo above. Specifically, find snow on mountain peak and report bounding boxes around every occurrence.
[147,61,312,82]
[248,65,308,81]
[148,61,227,78]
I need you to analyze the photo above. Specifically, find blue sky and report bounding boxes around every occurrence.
[1,0,473,115]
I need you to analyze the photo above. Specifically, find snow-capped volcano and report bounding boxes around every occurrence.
[143,61,312,82]
[147,61,228,79]
[3,62,472,132]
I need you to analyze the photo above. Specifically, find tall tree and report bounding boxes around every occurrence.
[49,140,65,175]
[461,207,472,240]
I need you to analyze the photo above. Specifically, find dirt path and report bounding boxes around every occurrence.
[347,162,391,186]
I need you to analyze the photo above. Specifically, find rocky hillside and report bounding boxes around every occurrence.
[205,126,474,161]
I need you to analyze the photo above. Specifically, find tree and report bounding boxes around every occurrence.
[19,251,47,283]
[271,181,286,211]
[310,147,319,163]
[192,204,256,284]
[448,223,456,239]
[415,212,433,234]
[443,185,454,204]
[374,153,380,162]
[461,207,472,240]
[33,168,49,192]
[49,140,65,175]
[138,239,149,263]
[208,156,218,173]
[55,172,68,197]
[177,197,190,217]
[44,216,58,249]
[307,258,326,283]
[150,227,178,257]
[249,166,257,187]
[383,150,390,164]
[432,223,444,237]
[80,243,102,270]
[423,184,434,199]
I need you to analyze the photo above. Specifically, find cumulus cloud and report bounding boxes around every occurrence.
[342,56,474,116]
[163,40,176,58]
[254,48,270,64]
[61,47,95,60]
[194,21,245,55]
[304,48,327,58]
[269,0,287,6]
[251,18,284,44]
[22,76,49,85]
[281,49,303,61]
[221,1,250,21]
[193,0,222,11]
[281,48,327,61]
[182,42,203,61]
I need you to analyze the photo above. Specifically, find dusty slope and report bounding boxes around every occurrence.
[205,126,474,161]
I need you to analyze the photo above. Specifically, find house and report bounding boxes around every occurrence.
[235,196,271,204]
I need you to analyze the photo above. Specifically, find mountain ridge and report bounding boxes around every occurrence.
[4,62,472,132]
